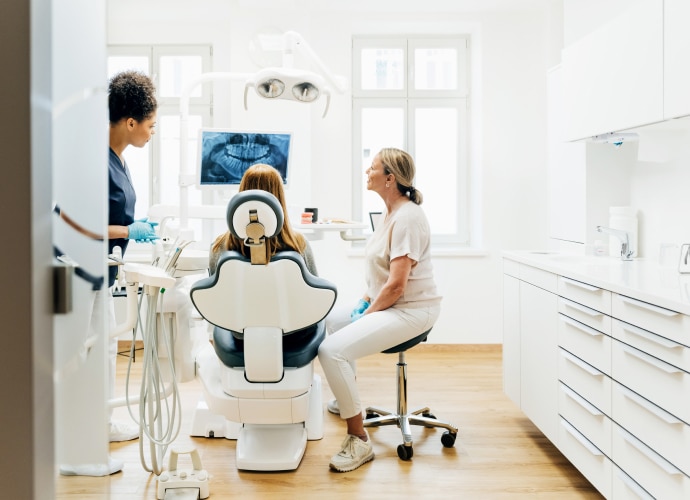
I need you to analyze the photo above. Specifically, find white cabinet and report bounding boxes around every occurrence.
[520,279,559,442]
[502,272,521,407]
[664,0,690,119]
[502,263,559,443]
[503,255,690,499]
[547,66,586,244]
[562,0,664,141]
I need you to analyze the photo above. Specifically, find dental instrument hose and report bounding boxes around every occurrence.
[124,285,182,475]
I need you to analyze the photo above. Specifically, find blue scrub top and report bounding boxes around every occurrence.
[108,148,136,287]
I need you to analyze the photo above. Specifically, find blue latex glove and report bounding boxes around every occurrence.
[350,298,370,322]
[127,218,159,243]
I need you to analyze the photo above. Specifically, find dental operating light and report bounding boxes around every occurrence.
[178,31,347,228]
[257,77,285,99]
[244,67,331,117]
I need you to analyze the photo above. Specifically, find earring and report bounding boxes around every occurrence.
[385,183,390,188]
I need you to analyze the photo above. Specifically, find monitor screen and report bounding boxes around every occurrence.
[198,129,291,187]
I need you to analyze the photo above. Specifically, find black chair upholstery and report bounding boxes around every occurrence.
[213,322,326,369]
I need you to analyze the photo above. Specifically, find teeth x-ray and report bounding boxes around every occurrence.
[199,130,291,186]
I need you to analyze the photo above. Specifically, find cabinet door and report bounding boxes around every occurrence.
[664,0,690,119]
[503,274,521,407]
[547,66,586,244]
[562,0,664,140]
[520,281,559,442]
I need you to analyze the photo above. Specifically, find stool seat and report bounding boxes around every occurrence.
[364,328,458,461]
[382,329,430,354]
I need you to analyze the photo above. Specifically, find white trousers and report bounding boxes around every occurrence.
[318,302,440,420]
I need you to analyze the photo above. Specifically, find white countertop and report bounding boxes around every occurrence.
[503,251,690,316]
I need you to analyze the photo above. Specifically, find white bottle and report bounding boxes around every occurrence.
[608,206,638,258]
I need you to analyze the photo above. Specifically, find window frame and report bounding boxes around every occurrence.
[352,35,470,247]
[107,44,212,209]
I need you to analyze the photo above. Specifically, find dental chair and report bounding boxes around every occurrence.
[188,190,337,471]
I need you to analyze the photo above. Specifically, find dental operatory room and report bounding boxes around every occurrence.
[6,0,690,498]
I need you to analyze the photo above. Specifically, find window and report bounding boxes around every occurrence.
[352,36,469,245]
[107,45,212,224]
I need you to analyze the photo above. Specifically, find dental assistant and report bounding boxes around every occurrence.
[105,70,159,442]
[318,147,442,472]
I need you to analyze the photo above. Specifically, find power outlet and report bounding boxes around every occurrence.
[679,244,690,274]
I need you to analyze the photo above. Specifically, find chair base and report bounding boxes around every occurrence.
[236,423,307,471]
[190,344,324,471]
[363,350,458,460]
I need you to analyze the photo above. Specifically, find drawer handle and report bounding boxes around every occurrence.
[561,349,603,376]
[562,299,603,317]
[561,277,601,292]
[562,316,603,337]
[619,384,682,425]
[618,426,681,475]
[561,419,602,456]
[615,468,654,500]
[621,344,682,374]
[618,321,682,349]
[561,383,603,416]
[619,295,679,317]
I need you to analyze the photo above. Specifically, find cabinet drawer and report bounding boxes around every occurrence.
[612,338,690,423]
[558,382,611,457]
[613,318,690,373]
[558,313,611,374]
[559,348,611,416]
[558,298,612,336]
[612,423,690,500]
[612,381,690,476]
[612,293,690,346]
[558,276,611,314]
[558,418,612,499]
[613,465,654,500]
[519,264,557,293]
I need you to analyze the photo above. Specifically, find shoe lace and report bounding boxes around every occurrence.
[338,435,357,458]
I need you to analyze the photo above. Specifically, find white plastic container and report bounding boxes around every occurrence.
[608,206,638,258]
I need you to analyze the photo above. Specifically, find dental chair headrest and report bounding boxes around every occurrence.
[226,190,284,265]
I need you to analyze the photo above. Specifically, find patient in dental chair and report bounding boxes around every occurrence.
[208,162,318,276]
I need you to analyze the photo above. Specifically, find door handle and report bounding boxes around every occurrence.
[53,263,73,314]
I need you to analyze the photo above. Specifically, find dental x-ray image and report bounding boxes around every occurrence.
[198,130,291,186]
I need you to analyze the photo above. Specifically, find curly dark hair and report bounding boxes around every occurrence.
[108,70,158,124]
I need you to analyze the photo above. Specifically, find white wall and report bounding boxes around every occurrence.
[630,123,690,260]
[108,0,558,343]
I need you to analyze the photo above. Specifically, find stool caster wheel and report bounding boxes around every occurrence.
[422,412,437,428]
[441,431,457,448]
[365,412,379,421]
[397,444,413,460]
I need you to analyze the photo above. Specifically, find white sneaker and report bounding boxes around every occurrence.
[327,398,340,415]
[109,420,139,442]
[59,457,124,476]
[329,432,374,472]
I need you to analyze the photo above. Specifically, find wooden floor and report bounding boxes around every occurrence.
[56,344,602,499]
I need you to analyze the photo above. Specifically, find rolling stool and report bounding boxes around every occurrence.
[364,329,458,460]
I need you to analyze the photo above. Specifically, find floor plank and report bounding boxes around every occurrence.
[56,344,602,499]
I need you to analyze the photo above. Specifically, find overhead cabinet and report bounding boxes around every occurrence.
[562,0,664,141]
[664,0,690,119]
